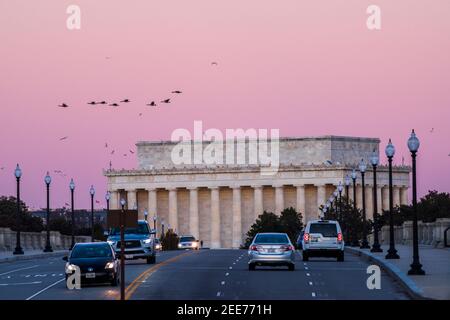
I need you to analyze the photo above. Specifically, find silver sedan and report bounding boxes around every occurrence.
[248,233,296,271]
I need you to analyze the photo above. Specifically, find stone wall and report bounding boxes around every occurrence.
[136,136,380,170]
[369,218,450,248]
[0,228,90,252]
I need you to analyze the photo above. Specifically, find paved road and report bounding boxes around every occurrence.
[0,249,409,300]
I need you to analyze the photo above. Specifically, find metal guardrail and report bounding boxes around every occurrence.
[444,227,450,247]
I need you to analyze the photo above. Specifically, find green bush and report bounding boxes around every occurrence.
[244,207,303,247]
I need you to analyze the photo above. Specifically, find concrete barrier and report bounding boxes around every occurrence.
[0,227,90,252]
[370,218,450,248]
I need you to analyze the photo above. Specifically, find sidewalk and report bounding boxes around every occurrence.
[0,249,69,264]
[346,244,450,300]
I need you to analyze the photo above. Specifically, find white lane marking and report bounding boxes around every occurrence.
[25,278,65,300]
[309,281,313,286]
[25,275,31,278]
[233,262,236,265]
[306,273,310,276]
[221,281,225,285]
[34,274,47,277]
[312,292,316,297]
[0,265,39,277]
[0,281,42,286]
[229,267,233,270]
[216,291,221,297]
[225,273,229,276]
[305,267,308,270]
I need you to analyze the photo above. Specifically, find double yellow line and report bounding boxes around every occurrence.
[117,250,195,300]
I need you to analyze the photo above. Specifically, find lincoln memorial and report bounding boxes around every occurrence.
[104,136,410,249]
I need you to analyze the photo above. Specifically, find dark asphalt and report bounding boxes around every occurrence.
[0,249,409,300]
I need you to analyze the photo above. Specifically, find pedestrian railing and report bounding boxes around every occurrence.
[444,227,450,248]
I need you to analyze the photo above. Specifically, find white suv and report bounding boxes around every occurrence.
[302,220,345,262]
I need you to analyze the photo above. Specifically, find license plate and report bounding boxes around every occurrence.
[311,238,319,242]
[85,273,95,279]
[125,254,133,259]
[268,249,275,253]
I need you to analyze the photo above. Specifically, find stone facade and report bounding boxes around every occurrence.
[105,136,410,249]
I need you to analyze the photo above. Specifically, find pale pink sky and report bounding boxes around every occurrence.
[0,0,449,209]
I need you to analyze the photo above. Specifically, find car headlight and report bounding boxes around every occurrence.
[107,240,115,246]
[65,263,77,274]
[105,262,115,269]
[192,242,198,247]
[178,243,182,248]
[143,238,152,244]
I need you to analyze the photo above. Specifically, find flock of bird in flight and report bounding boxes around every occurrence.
[57,90,183,110]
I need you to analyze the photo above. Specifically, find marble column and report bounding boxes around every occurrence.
[210,187,221,248]
[110,190,119,210]
[274,185,284,215]
[168,188,178,232]
[365,185,373,220]
[382,186,389,212]
[295,185,306,215]
[316,185,326,219]
[400,187,409,205]
[232,187,242,248]
[377,186,382,215]
[147,188,157,232]
[253,186,264,220]
[393,186,401,207]
[126,189,137,210]
[356,185,363,210]
[188,187,199,240]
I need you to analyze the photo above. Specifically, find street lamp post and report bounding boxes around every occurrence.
[119,198,126,300]
[345,175,350,207]
[13,164,24,255]
[44,172,53,252]
[351,169,359,247]
[161,219,165,239]
[333,191,338,219]
[359,159,370,249]
[69,179,75,250]
[370,150,382,252]
[153,216,157,231]
[105,191,111,215]
[144,210,148,222]
[385,139,400,259]
[407,130,425,275]
[90,185,95,242]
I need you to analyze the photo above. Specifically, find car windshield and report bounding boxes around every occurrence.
[254,234,289,244]
[110,223,149,235]
[180,236,196,242]
[71,244,112,259]
[309,223,338,237]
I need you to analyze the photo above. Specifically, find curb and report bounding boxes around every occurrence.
[345,247,431,300]
[0,251,69,264]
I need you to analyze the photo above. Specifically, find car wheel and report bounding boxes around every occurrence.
[302,253,309,261]
[288,264,295,271]
[147,255,156,264]
[248,263,256,271]
[337,252,344,262]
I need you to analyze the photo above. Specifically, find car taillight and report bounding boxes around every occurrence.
[281,245,294,251]
[250,245,258,251]
[337,233,343,242]
[303,233,310,243]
